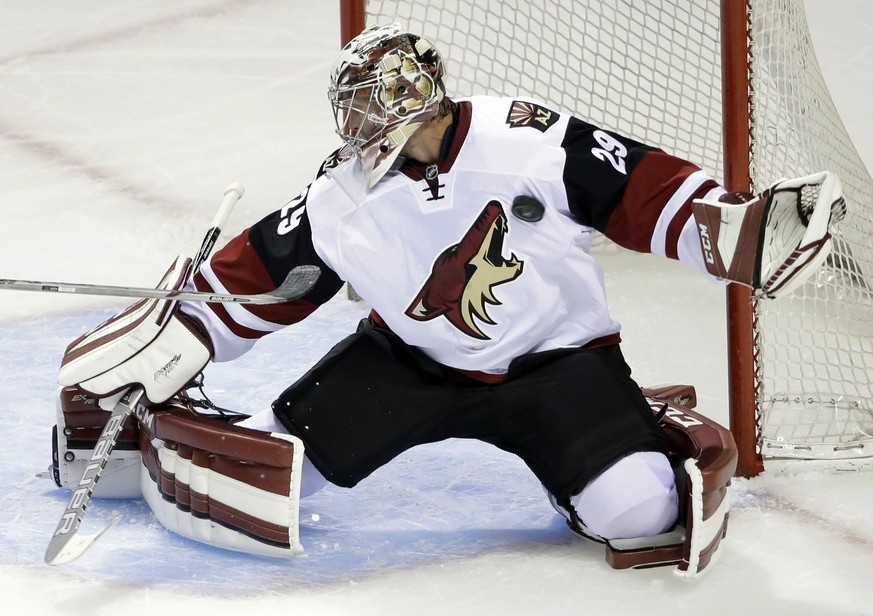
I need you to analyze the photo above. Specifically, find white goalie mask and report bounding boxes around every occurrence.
[328,24,447,187]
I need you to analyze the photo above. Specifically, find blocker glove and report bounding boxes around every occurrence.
[57,256,213,409]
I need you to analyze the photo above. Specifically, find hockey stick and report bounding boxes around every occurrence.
[0,265,320,304]
[43,183,271,565]
[3,181,320,304]
[192,183,243,274]
[44,387,144,565]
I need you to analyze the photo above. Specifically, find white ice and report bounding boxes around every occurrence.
[1,2,872,615]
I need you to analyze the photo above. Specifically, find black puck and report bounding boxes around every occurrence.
[511,195,545,222]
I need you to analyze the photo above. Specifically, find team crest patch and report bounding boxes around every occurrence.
[405,201,523,340]
[506,100,559,132]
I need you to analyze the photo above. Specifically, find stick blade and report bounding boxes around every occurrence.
[44,516,120,566]
[273,265,321,299]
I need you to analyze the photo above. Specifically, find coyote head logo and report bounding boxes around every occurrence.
[405,201,523,339]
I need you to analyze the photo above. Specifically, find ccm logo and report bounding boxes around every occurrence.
[698,223,716,265]
[133,405,155,431]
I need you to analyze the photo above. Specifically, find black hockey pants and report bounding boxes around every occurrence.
[272,318,669,502]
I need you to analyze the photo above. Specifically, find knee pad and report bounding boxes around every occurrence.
[571,451,678,540]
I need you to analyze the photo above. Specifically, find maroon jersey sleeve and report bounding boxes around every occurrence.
[561,117,720,258]
[190,172,345,343]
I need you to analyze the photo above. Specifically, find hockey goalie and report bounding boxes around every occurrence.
[49,24,844,576]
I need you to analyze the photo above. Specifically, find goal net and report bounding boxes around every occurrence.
[748,4,873,469]
[343,0,873,474]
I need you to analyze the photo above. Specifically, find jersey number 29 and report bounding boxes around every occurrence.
[591,130,628,175]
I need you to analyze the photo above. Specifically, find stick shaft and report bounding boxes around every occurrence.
[192,183,244,274]
[4,184,319,305]
[0,276,300,304]
[44,388,143,565]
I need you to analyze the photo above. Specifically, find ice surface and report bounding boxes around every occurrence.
[1,1,872,615]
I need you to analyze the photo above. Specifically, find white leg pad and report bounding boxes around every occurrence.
[139,407,305,557]
[673,457,732,578]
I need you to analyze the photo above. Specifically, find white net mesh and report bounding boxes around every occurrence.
[364,0,724,178]
[361,0,873,461]
[750,2,873,460]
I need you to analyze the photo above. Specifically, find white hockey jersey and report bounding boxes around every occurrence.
[183,97,725,375]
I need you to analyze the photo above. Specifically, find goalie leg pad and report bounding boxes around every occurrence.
[560,385,736,578]
[610,385,737,577]
[50,385,142,498]
[138,405,304,557]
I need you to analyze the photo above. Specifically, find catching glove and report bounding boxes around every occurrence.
[692,171,845,298]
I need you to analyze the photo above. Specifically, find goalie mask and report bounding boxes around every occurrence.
[328,23,447,187]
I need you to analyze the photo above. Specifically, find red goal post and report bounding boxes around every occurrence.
[339,0,873,477]
[719,3,761,477]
